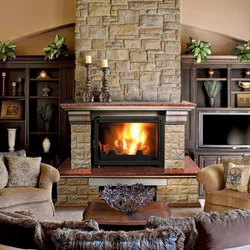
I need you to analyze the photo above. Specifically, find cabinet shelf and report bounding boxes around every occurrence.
[196,78,227,81]
[30,96,59,99]
[0,119,25,123]
[0,96,25,100]
[30,78,59,81]
[29,132,59,135]
[231,78,250,81]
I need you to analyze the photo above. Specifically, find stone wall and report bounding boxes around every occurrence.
[75,0,181,102]
[57,176,199,205]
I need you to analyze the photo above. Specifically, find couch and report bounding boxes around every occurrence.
[1,209,250,250]
[0,150,60,220]
[196,163,250,213]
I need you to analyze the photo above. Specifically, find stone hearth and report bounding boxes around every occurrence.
[56,101,200,207]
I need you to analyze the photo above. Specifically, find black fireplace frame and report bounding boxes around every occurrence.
[91,116,165,167]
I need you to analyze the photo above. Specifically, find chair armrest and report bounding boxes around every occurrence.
[39,163,60,189]
[196,164,225,192]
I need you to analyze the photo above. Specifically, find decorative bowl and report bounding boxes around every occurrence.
[101,183,157,214]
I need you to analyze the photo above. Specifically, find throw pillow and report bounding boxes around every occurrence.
[0,149,26,165]
[0,211,46,249]
[0,157,8,189]
[52,227,185,250]
[145,216,197,250]
[221,157,242,182]
[6,156,41,187]
[225,162,250,193]
[194,209,250,250]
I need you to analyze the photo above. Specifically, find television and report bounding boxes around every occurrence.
[198,111,250,149]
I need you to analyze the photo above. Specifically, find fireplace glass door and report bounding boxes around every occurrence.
[92,116,164,167]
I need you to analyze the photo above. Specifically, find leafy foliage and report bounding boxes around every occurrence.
[186,37,211,63]
[37,104,55,122]
[43,35,68,60]
[204,80,222,98]
[235,40,250,62]
[0,40,16,62]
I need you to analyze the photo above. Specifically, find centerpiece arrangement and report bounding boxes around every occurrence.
[101,183,156,214]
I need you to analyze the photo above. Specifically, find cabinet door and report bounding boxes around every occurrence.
[198,155,220,197]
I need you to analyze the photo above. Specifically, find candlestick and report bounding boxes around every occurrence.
[99,67,111,102]
[82,63,94,102]
[12,82,16,96]
[17,78,23,96]
[85,56,92,64]
[101,59,108,68]
[1,72,6,96]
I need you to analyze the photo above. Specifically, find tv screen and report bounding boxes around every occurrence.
[198,111,250,148]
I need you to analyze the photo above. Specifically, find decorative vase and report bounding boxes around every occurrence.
[44,122,50,132]
[42,137,50,152]
[7,128,17,152]
[209,97,215,107]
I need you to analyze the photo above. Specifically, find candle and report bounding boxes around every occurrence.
[2,72,6,77]
[101,59,108,68]
[85,56,92,64]
[12,82,16,86]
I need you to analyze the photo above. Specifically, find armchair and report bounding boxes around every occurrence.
[196,164,250,213]
[0,162,60,219]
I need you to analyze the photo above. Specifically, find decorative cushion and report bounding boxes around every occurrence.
[52,227,185,250]
[0,150,26,165]
[6,156,41,187]
[0,211,46,249]
[194,209,250,250]
[0,158,8,189]
[221,157,242,182]
[225,162,250,193]
[145,216,197,250]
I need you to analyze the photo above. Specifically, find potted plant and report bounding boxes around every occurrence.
[204,80,222,107]
[186,37,211,63]
[37,104,55,131]
[234,40,250,62]
[43,35,68,60]
[0,40,16,62]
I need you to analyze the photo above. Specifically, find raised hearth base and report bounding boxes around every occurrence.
[56,156,200,207]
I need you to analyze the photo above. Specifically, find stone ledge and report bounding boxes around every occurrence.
[58,156,200,177]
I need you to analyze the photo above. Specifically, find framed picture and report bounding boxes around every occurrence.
[236,93,250,107]
[0,100,22,119]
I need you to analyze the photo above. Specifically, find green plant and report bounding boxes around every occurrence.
[186,37,211,63]
[37,104,55,122]
[204,80,222,98]
[43,35,68,60]
[0,40,16,62]
[234,40,250,62]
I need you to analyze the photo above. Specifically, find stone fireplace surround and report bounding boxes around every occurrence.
[57,101,200,207]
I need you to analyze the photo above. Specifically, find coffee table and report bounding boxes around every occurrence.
[82,200,171,230]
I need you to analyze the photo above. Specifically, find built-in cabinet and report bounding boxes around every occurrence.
[0,56,75,166]
[181,55,250,196]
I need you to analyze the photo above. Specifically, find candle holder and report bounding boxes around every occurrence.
[12,82,16,96]
[82,63,94,102]
[99,67,111,102]
[1,73,6,96]
[17,78,23,96]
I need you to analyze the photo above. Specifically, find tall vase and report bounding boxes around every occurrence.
[7,128,17,152]
[209,97,215,107]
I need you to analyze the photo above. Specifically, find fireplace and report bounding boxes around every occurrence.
[92,116,164,167]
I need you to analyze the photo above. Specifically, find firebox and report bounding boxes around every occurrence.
[92,116,164,167]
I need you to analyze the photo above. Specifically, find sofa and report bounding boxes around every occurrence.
[0,150,60,220]
[196,162,250,213]
[1,209,250,250]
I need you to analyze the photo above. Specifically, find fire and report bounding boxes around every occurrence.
[100,123,152,155]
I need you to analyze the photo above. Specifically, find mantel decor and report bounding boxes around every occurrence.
[101,183,156,214]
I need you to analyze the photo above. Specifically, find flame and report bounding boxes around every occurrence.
[100,123,152,155]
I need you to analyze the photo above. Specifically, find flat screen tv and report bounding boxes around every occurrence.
[198,111,250,149]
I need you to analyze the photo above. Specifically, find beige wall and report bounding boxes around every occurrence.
[0,0,249,55]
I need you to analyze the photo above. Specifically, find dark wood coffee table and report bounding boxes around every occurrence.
[82,201,171,230]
